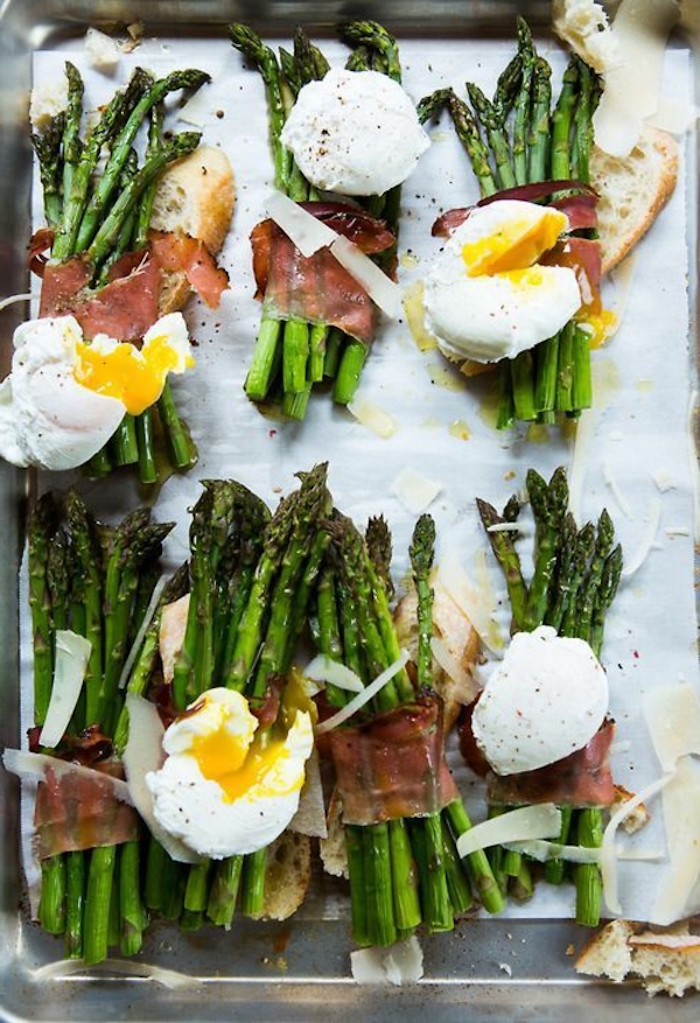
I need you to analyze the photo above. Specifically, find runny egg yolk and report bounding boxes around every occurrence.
[74,334,194,416]
[461,208,568,277]
[191,716,300,803]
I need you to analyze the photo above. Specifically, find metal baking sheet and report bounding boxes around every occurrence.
[1,2,699,1020]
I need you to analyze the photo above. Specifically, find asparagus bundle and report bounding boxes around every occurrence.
[314,511,503,947]
[31,63,207,481]
[27,491,176,963]
[476,466,623,925]
[133,465,330,930]
[418,20,602,427]
[230,21,402,420]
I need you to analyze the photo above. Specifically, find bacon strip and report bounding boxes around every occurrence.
[329,693,459,826]
[251,202,396,345]
[485,719,617,808]
[33,761,140,859]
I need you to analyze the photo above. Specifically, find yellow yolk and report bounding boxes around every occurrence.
[576,307,617,348]
[190,716,301,803]
[74,335,194,416]
[461,209,568,277]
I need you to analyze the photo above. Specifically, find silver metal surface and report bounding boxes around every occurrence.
[0,2,697,1020]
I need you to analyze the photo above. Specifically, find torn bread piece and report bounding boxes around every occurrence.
[247,830,312,922]
[150,145,235,315]
[576,920,700,997]
[611,784,652,836]
[394,576,480,732]
[591,126,679,274]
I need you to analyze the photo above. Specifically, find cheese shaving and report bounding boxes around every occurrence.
[122,693,202,864]
[391,466,442,515]
[315,650,410,735]
[265,191,401,317]
[347,399,398,438]
[503,839,602,865]
[303,653,364,693]
[430,636,479,704]
[436,552,503,654]
[602,455,634,519]
[456,804,562,858]
[643,683,700,772]
[350,936,424,985]
[621,494,661,577]
[653,756,700,925]
[30,957,201,988]
[601,773,673,917]
[117,576,167,690]
[265,190,337,257]
[2,748,132,803]
[39,630,91,750]
[0,293,32,312]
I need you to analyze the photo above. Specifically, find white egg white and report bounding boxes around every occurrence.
[0,316,125,470]
[472,625,609,775]
[146,688,314,859]
[424,200,582,363]
[280,68,430,196]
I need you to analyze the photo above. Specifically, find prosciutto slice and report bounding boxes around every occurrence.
[33,760,140,859]
[329,692,459,826]
[251,202,395,345]
[149,230,229,308]
[485,719,617,808]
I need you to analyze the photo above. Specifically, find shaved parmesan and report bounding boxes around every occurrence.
[643,683,700,772]
[621,495,661,577]
[435,552,503,653]
[265,191,401,317]
[117,575,167,690]
[84,27,121,73]
[289,750,328,839]
[122,693,201,864]
[456,804,562,858]
[0,293,31,312]
[601,773,673,916]
[430,636,479,704]
[2,748,132,803]
[266,191,337,257]
[391,466,442,514]
[351,936,424,985]
[39,630,91,749]
[593,0,679,157]
[347,399,398,438]
[653,756,700,925]
[330,235,401,319]
[503,839,602,865]
[602,455,634,519]
[315,650,410,735]
[304,654,364,693]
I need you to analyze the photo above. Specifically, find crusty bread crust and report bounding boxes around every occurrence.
[590,125,678,274]
[319,788,349,880]
[149,144,235,315]
[576,919,700,997]
[248,830,312,921]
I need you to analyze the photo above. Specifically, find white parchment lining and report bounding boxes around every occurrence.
[13,35,698,928]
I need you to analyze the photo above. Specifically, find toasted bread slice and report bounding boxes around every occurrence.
[247,830,312,922]
[149,144,235,314]
[590,125,678,274]
[576,919,700,997]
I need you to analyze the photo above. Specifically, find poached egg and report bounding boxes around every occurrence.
[280,67,430,196]
[0,312,193,470]
[423,200,583,363]
[472,625,609,775]
[146,687,314,859]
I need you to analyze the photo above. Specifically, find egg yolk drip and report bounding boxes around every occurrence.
[188,687,312,804]
[461,208,568,277]
[74,333,194,415]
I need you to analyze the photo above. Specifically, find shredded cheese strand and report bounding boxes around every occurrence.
[456,804,562,858]
[117,575,168,690]
[303,653,364,693]
[315,650,410,735]
[0,292,31,312]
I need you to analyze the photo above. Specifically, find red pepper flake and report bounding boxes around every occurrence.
[633,650,640,659]
[268,429,277,438]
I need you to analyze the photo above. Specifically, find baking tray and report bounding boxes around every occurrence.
[1,1,699,1020]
